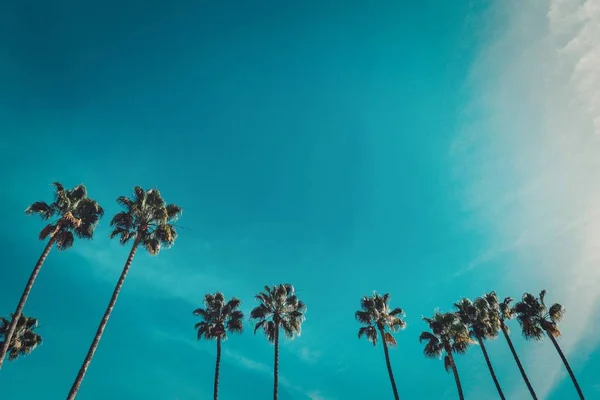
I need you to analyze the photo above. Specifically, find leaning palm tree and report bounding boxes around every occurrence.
[250,284,306,400]
[483,292,538,399]
[454,298,505,399]
[193,293,244,400]
[0,314,43,362]
[67,187,182,399]
[355,292,405,400]
[419,311,474,400]
[0,182,103,369]
[514,290,585,400]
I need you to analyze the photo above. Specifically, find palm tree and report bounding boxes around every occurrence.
[0,182,103,369]
[514,290,585,400]
[0,314,43,362]
[454,298,505,399]
[250,284,306,400]
[419,311,474,400]
[355,292,405,400]
[67,186,181,399]
[483,292,538,399]
[193,293,244,400]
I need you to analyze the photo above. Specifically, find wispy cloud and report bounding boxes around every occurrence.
[297,346,322,364]
[307,390,333,400]
[73,236,241,307]
[456,0,600,398]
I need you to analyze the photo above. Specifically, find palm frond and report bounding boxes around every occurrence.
[116,196,134,209]
[355,310,372,325]
[423,339,443,358]
[253,320,266,335]
[166,204,182,221]
[226,318,244,334]
[548,303,564,323]
[133,186,146,204]
[540,290,547,307]
[39,224,57,241]
[153,224,177,246]
[110,212,134,230]
[389,307,405,317]
[145,189,165,210]
[142,237,161,255]
[383,332,397,347]
[419,331,437,343]
[193,308,209,320]
[444,355,452,373]
[69,184,87,202]
[25,201,55,220]
[55,231,74,251]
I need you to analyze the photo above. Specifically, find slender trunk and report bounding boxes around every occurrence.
[546,330,585,399]
[214,337,221,400]
[447,349,464,400]
[477,335,505,400]
[66,242,139,399]
[0,233,57,369]
[379,328,400,400]
[273,324,279,400]
[500,322,537,399]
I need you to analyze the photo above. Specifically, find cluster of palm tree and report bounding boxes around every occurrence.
[0,182,181,399]
[193,284,306,400]
[354,291,585,400]
[0,182,587,400]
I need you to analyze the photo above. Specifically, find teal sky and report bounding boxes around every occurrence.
[2,1,599,399]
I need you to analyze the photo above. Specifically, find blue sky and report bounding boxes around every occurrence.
[1,1,599,399]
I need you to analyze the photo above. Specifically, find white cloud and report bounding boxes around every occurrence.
[307,390,331,400]
[456,0,600,398]
[297,346,322,364]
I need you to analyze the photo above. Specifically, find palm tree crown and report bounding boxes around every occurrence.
[26,182,104,250]
[514,290,564,340]
[483,292,515,327]
[420,312,474,371]
[0,314,42,361]
[194,293,244,340]
[356,292,406,346]
[250,284,306,341]
[454,298,499,340]
[109,186,182,254]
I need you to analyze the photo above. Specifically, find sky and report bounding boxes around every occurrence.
[0,0,599,399]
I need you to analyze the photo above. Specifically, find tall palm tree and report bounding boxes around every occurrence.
[67,186,181,399]
[0,182,103,369]
[419,311,474,400]
[0,314,43,362]
[483,292,538,399]
[514,290,585,400]
[355,292,405,400]
[193,292,244,400]
[250,284,306,400]
[454,298,505,399]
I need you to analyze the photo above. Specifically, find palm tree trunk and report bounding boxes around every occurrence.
[500,323,537,399]
[214,337,221,400]
[273,324,279,400]
[379,328,400,400]
[477,335,505,399]
[546,330,585,399]
[66,241,139,399]
[0,233,57,369]
[447,350,464,400]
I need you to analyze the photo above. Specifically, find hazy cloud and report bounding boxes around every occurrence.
[457,0,600,397]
